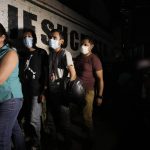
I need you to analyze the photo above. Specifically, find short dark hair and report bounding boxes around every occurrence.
[50,29,64,40]
[23,28,37,47]
[0,23,9,45]
[81,35,94,45]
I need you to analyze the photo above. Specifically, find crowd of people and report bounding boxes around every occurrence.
[0,23,104,150]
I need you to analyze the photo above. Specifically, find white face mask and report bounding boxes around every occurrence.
[80,45,89,55]
[23,37,33,48]
[49,39,60,50]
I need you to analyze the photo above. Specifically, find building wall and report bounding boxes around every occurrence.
[0,0,113,58]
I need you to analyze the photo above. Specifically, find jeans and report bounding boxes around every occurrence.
[0,98,25,150]
[23,96,42,147]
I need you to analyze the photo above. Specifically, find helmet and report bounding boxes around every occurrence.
[63,77,86,105]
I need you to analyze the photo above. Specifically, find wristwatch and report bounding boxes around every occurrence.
[97,95,103,99]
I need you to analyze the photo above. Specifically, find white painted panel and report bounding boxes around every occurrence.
[0,0,112,57]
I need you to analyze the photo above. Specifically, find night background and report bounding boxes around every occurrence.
[59,0,150,56]
[2,0,150,149]
[57,0,150,150]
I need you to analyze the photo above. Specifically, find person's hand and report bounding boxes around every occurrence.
[96,97,102,106]
[38,94,46,103]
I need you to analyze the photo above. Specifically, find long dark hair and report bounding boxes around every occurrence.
[0,23,9,45]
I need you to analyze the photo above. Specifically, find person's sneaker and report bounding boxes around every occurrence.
[25,136,31,142]
[31,146,40,150]
[31,147,36,150]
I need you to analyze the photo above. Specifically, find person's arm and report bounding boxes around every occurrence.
[42,51,49,90]
[0,50,18,85]
[39,50,49,103]
[65,51,76,81]
[67,65,76,81]
[95,69,104,106]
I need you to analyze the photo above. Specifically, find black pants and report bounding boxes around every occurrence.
[45,92,72,150]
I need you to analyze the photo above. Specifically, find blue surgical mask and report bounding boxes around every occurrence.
[80,45,89,55]
[23,37,33,48]
[49,39,60,50]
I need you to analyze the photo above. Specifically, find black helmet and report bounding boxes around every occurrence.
[63,77,86,105]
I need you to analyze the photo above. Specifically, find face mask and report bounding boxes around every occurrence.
[80,45,89,55]
[23,37,33,48]
[49,39,60,50]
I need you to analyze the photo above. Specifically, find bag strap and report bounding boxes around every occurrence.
[49,49,68,80]
[55,49,65,78]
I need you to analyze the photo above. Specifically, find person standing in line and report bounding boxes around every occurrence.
[45,29,76,150]
[74,36,104,149]
[19,28,48,150]
[0,23,26,150]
